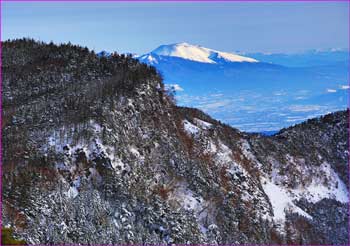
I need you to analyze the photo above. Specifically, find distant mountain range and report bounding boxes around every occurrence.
[135,43,348,132]
[243,49,349,67]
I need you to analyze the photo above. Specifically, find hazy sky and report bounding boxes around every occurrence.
[3,1,349,54]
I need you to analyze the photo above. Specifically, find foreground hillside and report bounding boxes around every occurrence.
[2,39,349,245]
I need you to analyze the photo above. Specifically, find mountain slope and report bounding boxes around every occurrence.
[2,39,349,245]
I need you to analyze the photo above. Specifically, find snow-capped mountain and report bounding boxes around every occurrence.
[137,43,348,132]
[139,42,258,64]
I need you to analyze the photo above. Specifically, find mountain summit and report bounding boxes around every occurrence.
[139,42,259,64]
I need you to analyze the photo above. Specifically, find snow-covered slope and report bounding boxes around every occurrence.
[139,42,258,64]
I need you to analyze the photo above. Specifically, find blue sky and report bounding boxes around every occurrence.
[3,1,349,54]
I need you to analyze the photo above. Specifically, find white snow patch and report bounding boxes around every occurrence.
[72,177,81,188]
[293,162,348,204]
[169,182,211,234]
[183,120,200,135]
[177,187,203,211]
[129,146,140,157]
[48,136,56,147]
[239,139,260,167]
[207,141,217,153]
[127,99,134,108]
[214,51,259,63]
[194,118,212,129]
[91,121,102,133]
[215,141,233,164]
[264,160,349,224]
[262,178,312,222]
[111,157,125,171]
[59,222,68,234]
[146,54,158,64]
[138,54,159,65]
[93,138,126,171]
[67,186,79,199]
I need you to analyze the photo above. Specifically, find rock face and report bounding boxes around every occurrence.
[2,39,349,245]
